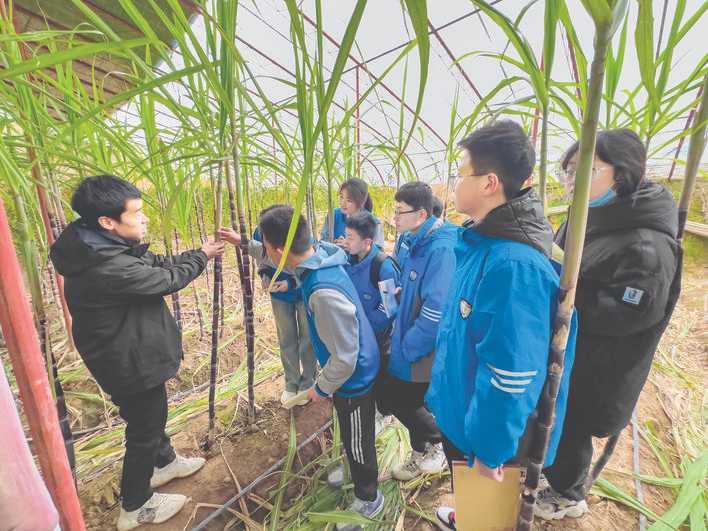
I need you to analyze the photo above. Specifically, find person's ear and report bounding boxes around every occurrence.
[97,216,115,231]
[485,173,501,196]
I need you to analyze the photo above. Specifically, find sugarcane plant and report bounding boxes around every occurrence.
[677,74,708,240]
[517,1,630,529]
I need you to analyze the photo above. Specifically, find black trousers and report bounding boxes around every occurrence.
[441,432,466,491]
[543,415,599,502]
[333,390,379,501]
[375,374,441,452]
[112,383,177,510]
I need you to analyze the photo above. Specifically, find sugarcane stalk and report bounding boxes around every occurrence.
[228,123,257,424]
[189,224,205,340]
[517,9,617,529]
[205,164,224,449]
[668,85,703,182]
[677,74,707,239]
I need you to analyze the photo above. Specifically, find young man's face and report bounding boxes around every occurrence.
[344,227,372,256]
[263,238,283,266]
[98,198,148,241]
[394,200,427,233]
[454,150,498,217]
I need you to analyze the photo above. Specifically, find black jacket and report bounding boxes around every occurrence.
[556,181,682,436]
[50,221,207,397]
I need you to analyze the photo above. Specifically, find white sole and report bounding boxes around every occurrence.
[535,500,589,520]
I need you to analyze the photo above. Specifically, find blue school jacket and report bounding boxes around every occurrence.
[298,243,380,397]
[345,246,401,335]
[253,228,301,304]
[425,189,577,468]
[387,216,458,382]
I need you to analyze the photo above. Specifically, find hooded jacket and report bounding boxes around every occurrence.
[50,221,207,396]
[296,242,380,397]
[425,189,577,468]
[387,216,459,382]
[556,181,682,436]
[251,228,301,304]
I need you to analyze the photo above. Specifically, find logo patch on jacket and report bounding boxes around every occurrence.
[363,293,372,300]
[409,270,418,281]
[459,299,472,319]
[622,287,644,305]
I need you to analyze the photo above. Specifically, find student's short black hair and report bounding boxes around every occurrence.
[345,210,377,240]
[258,205,312,255]
[457,120,535,200]
[394,182,433,217]
[561,128,646,197]
[71,175,141,229]
[431,196,444,218]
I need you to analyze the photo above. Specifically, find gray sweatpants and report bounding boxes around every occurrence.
[271,299,317,393]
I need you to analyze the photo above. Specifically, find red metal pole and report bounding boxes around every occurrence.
[0,197,86,531]
[427,19,486,103]
[531,56,545,149]
[300,11,448,146]
[566,29,583,117]
[0,355,59,531]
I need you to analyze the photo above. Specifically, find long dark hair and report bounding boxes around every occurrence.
[561,128,646,197]
[340,178,373,211]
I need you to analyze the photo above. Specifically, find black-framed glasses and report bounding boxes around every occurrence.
[394,208,420,217]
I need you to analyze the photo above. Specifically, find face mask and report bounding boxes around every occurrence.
[589,188,617,208]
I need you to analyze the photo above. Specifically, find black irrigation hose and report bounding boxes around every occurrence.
[191,420,334,531]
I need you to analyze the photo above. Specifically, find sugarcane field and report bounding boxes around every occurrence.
[1,0,707,530]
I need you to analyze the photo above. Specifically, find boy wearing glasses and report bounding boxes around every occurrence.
[379,182,458,481]
[425,121,577,530]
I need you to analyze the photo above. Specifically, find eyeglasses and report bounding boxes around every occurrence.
[559,165,611,183]
[448,168,488,186]
[394,208,420,217]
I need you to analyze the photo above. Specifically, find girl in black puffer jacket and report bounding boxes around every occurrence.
[536,129,682,521]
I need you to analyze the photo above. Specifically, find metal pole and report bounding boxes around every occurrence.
[0,197,86,531]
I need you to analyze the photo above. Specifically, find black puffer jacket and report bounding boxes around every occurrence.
[51,221,207,397]
[556,181,682,436]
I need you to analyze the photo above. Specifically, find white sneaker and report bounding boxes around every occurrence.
[150,454,205,488]
[419,442,447,474]
[534,487,589,520]
[280,389,309,409]
[392,442,446,481]
[116,492,187,531]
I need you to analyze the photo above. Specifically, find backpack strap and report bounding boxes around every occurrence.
[370,251,401,287]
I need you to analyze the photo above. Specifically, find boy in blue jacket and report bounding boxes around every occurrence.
[218,227,316,409]
[379,182,458,481]
[425,121,577,531]
[343,211,400,353]
[257,205,384,530]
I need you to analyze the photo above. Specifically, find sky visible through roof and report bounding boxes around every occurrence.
[114,0,707,185]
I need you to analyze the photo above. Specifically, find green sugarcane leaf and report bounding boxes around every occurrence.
[0,38,150,81]
[647,451,708,531]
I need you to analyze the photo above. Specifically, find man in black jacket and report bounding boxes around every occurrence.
[51,175,223,531]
